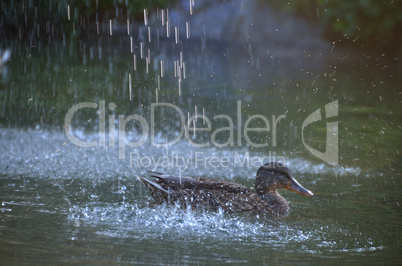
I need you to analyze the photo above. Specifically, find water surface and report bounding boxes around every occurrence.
[0,0,401,264]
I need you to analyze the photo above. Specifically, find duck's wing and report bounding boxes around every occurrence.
[148,172,255,194]
[140,173,269,213]
[196,177,254,194]
[149,173,254,193]
[138,173,205,203]
[149,172,202,189]
[137,176,169,203]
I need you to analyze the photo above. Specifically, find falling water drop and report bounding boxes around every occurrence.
[187,112,190,129]
[127,19,130,35]
[175,27,179,44]
[177,60,181,80]
[109,19,112,35]
[144,9,148,26]
[166,20,170,38]
[129,73,132,100]
[148,27,151,42]
[155,88,158,103]
[186,22,190,39]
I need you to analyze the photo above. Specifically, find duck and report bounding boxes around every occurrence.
[138,162,313,215]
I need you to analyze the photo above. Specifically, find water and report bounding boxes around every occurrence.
[0,124,400,263]
[0,0,401,264]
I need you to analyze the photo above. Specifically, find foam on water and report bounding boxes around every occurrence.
[0,127,360,181]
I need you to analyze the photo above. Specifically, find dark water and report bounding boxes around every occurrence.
[0,1,401,264]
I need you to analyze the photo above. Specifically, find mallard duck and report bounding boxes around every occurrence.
[138,162,313,215]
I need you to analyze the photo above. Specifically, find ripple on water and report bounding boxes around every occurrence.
[66,201,381,258]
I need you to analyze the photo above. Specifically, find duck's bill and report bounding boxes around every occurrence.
[286,178,314,197]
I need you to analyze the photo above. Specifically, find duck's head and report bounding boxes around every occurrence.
[255,162,313,197]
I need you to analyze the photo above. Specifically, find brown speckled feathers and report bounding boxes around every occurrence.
[138,163,313,215]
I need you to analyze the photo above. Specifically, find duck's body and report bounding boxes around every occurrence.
[138,162,313,215]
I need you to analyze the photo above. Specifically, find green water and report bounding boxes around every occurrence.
[0,8,401,265]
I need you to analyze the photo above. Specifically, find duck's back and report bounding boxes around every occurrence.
[140,174,285,215]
